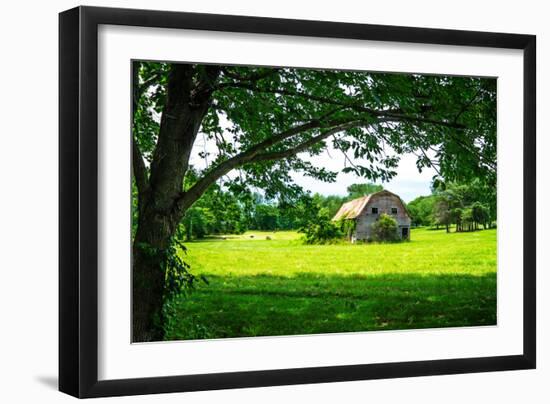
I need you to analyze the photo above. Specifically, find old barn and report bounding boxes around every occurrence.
[332,190,411,242]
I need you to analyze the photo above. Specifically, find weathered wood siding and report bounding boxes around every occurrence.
[353,193,411,241]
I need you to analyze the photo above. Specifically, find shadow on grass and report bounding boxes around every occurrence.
[163,272,496,341]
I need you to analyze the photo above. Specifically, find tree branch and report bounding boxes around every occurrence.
[220,67,279,83]
[418,146,442,177]
[132,62,160,113]
[223,119,324,162]
[215,82,466,129]
[332,135,361,171]
[132,138,149,200]
[131,61,150,203]
[253,122,363,162]
[173,120,365,216]
[453,88,482,124]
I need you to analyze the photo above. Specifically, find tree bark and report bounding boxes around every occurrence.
[132,64,220,342]
[132,209,175,342]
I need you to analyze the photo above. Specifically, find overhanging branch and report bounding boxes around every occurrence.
[216,82,466,130]
[173,120,366,217]
[220,67,279,83]
[253,122,364,162]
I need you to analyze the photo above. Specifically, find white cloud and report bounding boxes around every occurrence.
[291,147,436,202]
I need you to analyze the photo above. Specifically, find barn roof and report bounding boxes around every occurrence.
[331,190,409,221]
[332,195,372,220]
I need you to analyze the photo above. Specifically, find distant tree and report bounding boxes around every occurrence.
[181,207,214,240]
[179,169,249,239]
[407,195,436,226]
[346,183,383,199]
[451,207,463,231]
[312,194,346,219]
[432,180,495,232]
[461,207,474,231]
[371,214,399,241]
[471,201,491,230]
[252,204,280,230]
[433,196,453,232]
[277,195,318,230]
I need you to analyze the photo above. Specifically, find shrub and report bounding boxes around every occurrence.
[336,219,356,241]
[371,213,398,242]
[300,208,343,244]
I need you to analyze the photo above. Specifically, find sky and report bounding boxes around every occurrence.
[291,149,436,203]
[189,132,437,203]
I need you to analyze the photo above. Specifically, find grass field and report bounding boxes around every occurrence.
[164,227,497,341]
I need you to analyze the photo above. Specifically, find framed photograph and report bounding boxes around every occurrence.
[59,6,536,398]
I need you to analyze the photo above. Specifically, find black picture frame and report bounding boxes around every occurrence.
[59,5,536,398]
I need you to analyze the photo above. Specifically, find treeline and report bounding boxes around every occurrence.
[177,186,314,240]
[407,179,496,232]
[169,174,495,240]
[175,179,384,240]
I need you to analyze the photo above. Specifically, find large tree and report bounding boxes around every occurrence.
[132,61,496,341]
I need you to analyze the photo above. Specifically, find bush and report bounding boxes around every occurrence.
[371,213,398,242]
[300,209,343,244]
[336,219,356,241]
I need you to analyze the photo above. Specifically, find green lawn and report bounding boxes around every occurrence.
[164,227,497,340]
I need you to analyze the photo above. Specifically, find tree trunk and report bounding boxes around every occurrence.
[132,206,178,342]
[131,64,221,342]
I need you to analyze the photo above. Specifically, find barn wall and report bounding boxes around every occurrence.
[354,193,411,241]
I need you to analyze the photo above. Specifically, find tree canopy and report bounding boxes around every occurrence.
[133,62,496,214]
